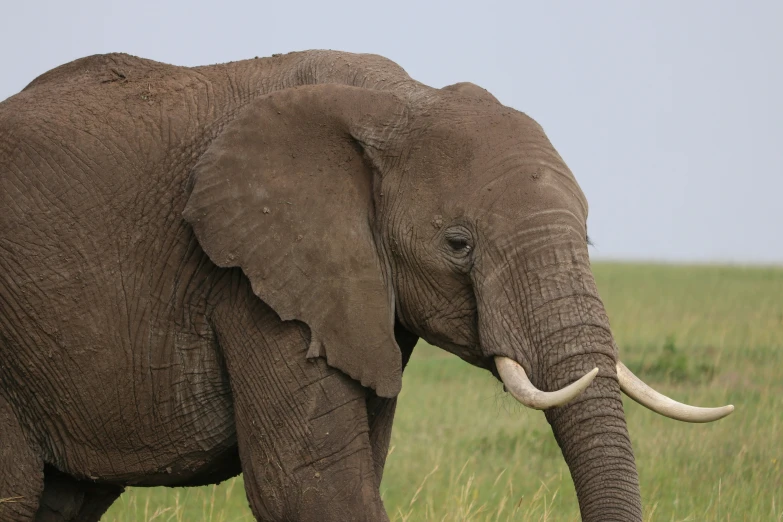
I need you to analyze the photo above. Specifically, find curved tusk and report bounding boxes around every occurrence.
[617,361,734,423]
[495,356,599,410]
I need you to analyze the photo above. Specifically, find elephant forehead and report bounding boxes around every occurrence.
[409,110,578,184]
[474,157,587,212]
[407,103,542,166]
[403,141,588,225]
[398,105,588,227]
[469,167,589,237]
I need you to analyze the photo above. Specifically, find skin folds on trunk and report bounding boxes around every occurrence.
[545,363,642,520]
[476,242,643,521]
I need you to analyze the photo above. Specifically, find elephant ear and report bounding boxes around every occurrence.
[183,84,409,398]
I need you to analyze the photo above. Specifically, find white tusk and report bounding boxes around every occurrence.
[495,356,599,410]
[617,361,734,423]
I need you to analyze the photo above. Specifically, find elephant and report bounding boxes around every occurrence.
[0,50,733,522]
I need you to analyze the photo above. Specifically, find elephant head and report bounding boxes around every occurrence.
[183,81,733,520]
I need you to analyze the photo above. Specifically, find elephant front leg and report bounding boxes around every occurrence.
[213,284,389,522]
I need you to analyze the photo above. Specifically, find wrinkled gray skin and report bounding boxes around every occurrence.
[0,51,640,521]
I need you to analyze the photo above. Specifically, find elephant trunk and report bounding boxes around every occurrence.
[543,349,642,521]
[475,243,642,521]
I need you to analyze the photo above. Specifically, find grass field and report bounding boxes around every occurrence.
[103,263,783,521]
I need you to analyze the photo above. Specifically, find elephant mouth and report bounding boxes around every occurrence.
[423,336,494,370]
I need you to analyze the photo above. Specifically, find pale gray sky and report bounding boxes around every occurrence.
[2,1,781,263]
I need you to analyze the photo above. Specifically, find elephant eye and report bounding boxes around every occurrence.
[446,236,472,253]
[444,226,474,261]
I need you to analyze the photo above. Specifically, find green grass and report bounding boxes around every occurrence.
[103,263,783,521]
